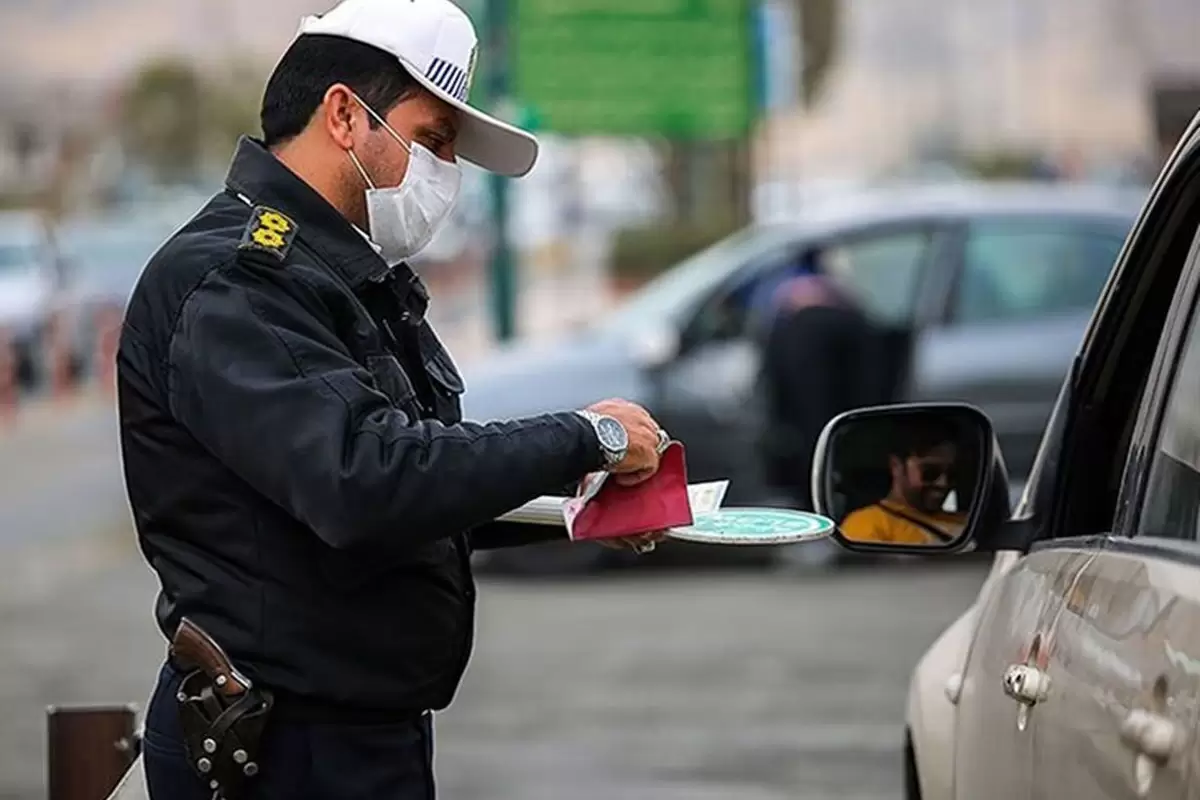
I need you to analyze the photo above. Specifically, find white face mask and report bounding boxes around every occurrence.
[347,94,462,265]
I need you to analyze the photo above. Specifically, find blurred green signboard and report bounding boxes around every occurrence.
[511,0,755,139]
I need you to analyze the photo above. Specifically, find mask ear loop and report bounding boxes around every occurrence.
[347,149,376,190]
[350,91,413,155]
[343,93,389,191]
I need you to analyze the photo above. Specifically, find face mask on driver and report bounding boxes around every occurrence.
[347,93,462,265]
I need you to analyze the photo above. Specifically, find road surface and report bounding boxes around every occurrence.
[0,393,987,799]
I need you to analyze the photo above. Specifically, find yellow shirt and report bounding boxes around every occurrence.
[840,500,966,545]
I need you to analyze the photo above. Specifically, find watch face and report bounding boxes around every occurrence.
[596,416,628,451]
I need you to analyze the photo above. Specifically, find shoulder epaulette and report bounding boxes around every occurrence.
[238,205,298,261]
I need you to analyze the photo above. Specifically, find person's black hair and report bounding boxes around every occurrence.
[890,416,959,459]
[260,34,420,149]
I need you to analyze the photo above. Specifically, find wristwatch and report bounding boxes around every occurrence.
[575,410,629,469]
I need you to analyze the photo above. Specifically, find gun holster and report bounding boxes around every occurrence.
[176,668,274,800]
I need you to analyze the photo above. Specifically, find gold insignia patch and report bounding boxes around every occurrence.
[239,206,298,260]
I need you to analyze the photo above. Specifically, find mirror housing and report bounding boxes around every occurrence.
[810,402,1012,555]
[629,325,681,369]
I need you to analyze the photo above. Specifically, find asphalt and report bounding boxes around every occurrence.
[0,392,988,800]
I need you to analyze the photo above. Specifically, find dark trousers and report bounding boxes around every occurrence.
[142,664,436,800]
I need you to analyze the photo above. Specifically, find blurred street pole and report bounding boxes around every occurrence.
[485,0,516,342]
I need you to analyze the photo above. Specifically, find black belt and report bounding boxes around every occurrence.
[166,656,430,726]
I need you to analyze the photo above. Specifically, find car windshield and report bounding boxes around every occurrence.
[597,224,801,334]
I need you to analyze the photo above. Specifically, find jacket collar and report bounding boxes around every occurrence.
[224,136,424,299]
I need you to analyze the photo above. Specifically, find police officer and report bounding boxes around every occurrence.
[118,1,669,797]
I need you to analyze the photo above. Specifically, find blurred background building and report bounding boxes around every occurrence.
[3,0,1197,219]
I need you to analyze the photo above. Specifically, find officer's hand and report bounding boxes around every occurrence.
[585,398,665,486]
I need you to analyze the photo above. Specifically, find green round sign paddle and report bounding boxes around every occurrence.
[667,508,835,546]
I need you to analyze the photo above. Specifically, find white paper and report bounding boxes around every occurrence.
[556,472,604,542]
[495,494,567,526]
[562,471,611,539]
[496,478,731,535]
[687,480,730,515]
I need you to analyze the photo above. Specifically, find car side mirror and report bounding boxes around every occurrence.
[629,325,681,369]
[810,403,1012,555]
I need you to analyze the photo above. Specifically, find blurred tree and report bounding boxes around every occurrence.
[795,0,841,108]
[610,215,741,288]
[204,60,269,165]
[120,58,205,183]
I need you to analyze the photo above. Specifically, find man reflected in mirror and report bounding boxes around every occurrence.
[840,418,968,545]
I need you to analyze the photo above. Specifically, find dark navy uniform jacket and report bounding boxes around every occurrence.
[117,136,602,720]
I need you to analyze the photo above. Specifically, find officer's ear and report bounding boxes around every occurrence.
[321,83,359,151]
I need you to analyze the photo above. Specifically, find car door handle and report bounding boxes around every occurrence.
[1002,663,1051,705]
[1119,709,1180,762]
[1002,663,1050,731]
[1120,709,1183,798]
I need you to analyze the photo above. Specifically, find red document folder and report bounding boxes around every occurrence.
[564,441,694,541]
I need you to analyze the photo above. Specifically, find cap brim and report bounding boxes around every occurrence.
[405,60,539,178]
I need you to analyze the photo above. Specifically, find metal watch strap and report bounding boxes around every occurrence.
[575,410,622,468]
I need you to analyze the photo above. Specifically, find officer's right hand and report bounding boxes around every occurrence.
[585,398,665,486]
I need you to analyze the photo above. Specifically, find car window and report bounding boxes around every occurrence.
[818,229,932,325]
[681,244,810,345]
[598,225,803,335]
[683,227,933,345]
[955,222,1125,324]
[1138,299,1200,539]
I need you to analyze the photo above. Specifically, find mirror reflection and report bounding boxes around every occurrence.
[824,412,985,546]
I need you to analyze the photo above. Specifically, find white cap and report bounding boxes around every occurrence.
[297,0,538,177]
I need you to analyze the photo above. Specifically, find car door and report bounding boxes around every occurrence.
[947,262,1167,800]
[653,224,939,504]
[948,542,1094,800]
[908,218,1128,479]
[1022,227,1200,799]
[1030,546,1197,800]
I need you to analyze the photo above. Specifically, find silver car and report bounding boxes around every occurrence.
[814,113,1200,799]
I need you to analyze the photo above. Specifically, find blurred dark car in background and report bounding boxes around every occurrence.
[462,182,1144,573]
